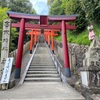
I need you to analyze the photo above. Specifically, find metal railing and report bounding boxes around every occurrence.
[46,42,67,83]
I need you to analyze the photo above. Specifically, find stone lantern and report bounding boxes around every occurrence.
[80,37,100,98]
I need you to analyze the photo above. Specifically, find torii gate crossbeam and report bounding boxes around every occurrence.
[7,11,78,79]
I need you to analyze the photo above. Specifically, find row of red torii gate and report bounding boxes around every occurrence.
[6,11,78,79]
[26,29,59,54]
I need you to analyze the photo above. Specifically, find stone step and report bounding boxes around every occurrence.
[34,59,52,61]
[27,71,58,74]
[30,64,54,66]
[28,68,56,71]
[29,66,56,68]
[31,63,54,65]
[34,54,50,55]
[31,56,52,58]
[26,74,59,77]
[31,62,53,64]
[30,65,55,67]
[32,60,52,62]
[31,57,52,59]
[24,77,61,82]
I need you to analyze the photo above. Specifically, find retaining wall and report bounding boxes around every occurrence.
[54,41,89,75]
[9,41,30,65]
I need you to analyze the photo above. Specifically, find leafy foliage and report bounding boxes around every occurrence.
[49,0,87,32]
[73,6,87,33]
[48,0,100,32]
[8,0,35,14]
[10,28,18,51]
[49,0,65,15]
[80,0,100,23]
[0,0,7,8]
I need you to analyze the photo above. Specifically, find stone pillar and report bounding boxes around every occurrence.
[0,19,11,78]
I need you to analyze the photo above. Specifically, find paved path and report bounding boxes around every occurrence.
[0,82,85,100]
[0,43,85,100]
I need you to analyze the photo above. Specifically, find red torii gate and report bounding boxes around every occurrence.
[44,30,59,53]
[26,29,41,54]
[7,11,78,78]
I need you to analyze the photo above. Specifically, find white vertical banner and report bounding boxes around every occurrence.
[0,19,11,78]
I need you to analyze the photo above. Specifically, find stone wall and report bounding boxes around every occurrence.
[9,41,30,65]
[54,41,89,75]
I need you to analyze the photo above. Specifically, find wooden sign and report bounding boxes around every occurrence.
[1,57,13,84]
[0,19,11,77]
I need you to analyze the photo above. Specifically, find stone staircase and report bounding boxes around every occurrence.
[24,43,61,82]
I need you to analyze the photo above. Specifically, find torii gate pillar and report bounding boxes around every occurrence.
[62,20,71,77]
[48,35,50,47]
[51,31,54,54]
[15,18,25,79]
[30,34,33,54]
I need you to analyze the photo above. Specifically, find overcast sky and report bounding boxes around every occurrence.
[29,0,49,15]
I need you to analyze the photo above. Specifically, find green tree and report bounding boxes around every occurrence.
[65,0,87,32]
[0,0,7,8]
[49,0,65,15]
[0,0,36,14]
[8,0,35,14]
[80,0,100,23]
[49,0,87,32]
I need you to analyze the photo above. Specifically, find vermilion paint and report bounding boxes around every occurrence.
[61,20,71,77]
[15,18,25,78]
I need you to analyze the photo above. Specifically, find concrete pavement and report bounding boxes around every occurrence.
[0,82,85,100]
